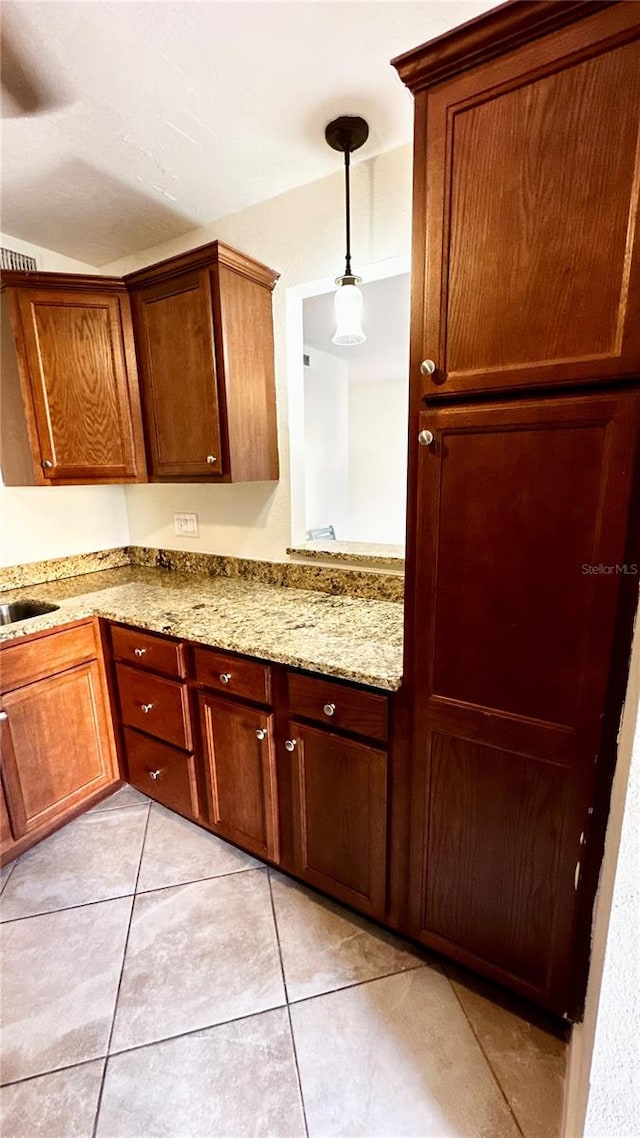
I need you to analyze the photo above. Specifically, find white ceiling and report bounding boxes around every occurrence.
[303,273,410,383]
[2,0,495,266]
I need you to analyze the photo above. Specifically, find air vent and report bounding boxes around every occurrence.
[1,248,37,271]
[303,353,310,367]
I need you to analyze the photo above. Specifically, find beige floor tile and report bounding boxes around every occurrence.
[270,870,425,1002]
[450,976,567,1138]
[110,869,285,1052]
[0,861,17,896]
[1,897,132,1084]
[90,785,150,811]
[97,1008,305,1138]
[1,807,148,921]
[0,1060,104,1138]
[290,967,521,1138]
[137,803,262,893]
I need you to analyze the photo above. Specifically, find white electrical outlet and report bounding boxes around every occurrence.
[174,512,199,537]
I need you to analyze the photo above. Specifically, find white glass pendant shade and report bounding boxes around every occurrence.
[332,276,365,346]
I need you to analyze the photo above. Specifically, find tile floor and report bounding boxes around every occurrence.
[0,787,567,1137]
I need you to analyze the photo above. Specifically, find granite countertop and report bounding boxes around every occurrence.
[0,567,404,691]
[287,541,405,568]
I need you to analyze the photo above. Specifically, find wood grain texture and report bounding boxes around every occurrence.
[194,645,271,705]
[111,624,186,679]
[199,693,279,860]
[0,769,16,856]
[405,389,640,1011]
[130,269,224,478]
[6,283,146,482]
[1,659,117,837]
[115,663,192,751]
[406,4,640,400]
[213,264,279,482]
[124,239,279,292]
[124,727,200,820]
[289,720,388,919]
[1,621,98,693]
[287,671,388,742]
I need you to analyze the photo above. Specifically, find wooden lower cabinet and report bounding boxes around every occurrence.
[199,693,279,861]
[0,774,15,858]
[0,627,118,854]
[288,721,388,919]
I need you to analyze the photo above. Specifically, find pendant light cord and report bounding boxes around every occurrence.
[344,148,352,278]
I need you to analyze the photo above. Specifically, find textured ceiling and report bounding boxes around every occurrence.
[2,0,495,265]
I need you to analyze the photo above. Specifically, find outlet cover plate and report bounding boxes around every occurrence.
[174,512,199,537]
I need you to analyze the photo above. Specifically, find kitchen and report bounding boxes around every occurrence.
[1,2,639,1136]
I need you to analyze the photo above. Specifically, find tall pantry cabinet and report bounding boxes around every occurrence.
[393,1,640,1017]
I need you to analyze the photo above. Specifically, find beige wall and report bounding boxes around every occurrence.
[0,233,130,568]
[105,145,413,561]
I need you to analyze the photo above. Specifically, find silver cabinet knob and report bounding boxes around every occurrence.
[285,739,297,752]
[256,728,267,741]
[0,711,7,722]
[140,703,154,713]
[41,459,53,469]
[134,647,147,657]
[219,673,232,685]
[420,359,436,376]
[206,455,217,465]
[418,429,434,447]
[323,703,336,717]
[148,769,162,781]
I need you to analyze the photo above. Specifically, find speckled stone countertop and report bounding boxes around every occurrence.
[287,541,405,568]
[0,568,404,691]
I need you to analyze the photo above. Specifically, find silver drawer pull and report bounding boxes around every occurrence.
[219,673,232,684]
[206,455,217,465]
[420,359,436,376]
[418,429,434,447]
[0,711,7,722]
[323,702,336,717]
[285,739,297,752]
[134,647,147,657]
[140,703,154,714]
[148,769,162,781]
[256,728,267,741]
[41,459,53,470]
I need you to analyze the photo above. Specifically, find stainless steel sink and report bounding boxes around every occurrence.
[0,600,60,625]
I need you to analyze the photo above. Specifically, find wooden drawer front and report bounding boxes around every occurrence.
[111,624,186,679]
[194,646,271,705]
[287,672,389,742]
[1,621,98,693]
[124,728,199,820]
[116,664,191,750]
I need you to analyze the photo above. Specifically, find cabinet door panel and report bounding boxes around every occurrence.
[0,772,16,858]
[15,289,143,480]
[289,722,387,918]
[1,661,117,836]
[199,695,278,860]
[131,270,224,478]
[417,11,640,396]
[407,389,640,1007]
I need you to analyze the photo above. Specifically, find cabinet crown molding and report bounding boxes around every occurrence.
[124,240,280,292]
[391,0,616,92]
[1,271,127,294]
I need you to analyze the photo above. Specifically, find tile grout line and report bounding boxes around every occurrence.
[0,857,19,897]
[0,863,266,926]
[445,969,527,1138]
[90,801,152,1138]
[267,868,310,1138]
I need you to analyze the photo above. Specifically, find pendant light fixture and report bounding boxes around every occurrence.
[325,115,369,346]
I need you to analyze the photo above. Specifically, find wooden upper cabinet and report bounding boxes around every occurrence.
[394,3,640,398]
[2,274,147,484]
[127,241,279,482]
